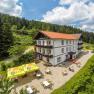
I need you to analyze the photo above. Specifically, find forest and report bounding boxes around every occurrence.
[0,12,94,59]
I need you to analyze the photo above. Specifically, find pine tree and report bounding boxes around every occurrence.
[0,21,13,59]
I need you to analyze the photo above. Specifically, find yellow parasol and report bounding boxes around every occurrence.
[7,63,39,79]
[7,65,25,79]
[24,63,39,73]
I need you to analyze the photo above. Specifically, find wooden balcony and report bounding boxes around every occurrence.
[35,52,53,58]
[35,45,53,48]
[78,42,83,45]
[78,47,83,50]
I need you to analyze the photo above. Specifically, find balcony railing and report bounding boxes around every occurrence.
[35,52,53,58]
[78,42,83,45]
[78,47,83,50]
[35,45,53,48]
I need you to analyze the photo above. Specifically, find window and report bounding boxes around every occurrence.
[66,40,68,45]
[43,49,45,54]
[68,47,70,52]
[39,48,41,53]
[38,40,41,45]
[69,47,71,51]
[66,47,68,52]
[69,40,71,44]
[68,40,70,44]
[57,57,61,62]
[48,49,51,54]
[70,40,72,44]
[73,40,74,44]
[61,48,64,53]
[73,46,74,51]
[47,40,51,45]
[61,40,64,45]
[43,40,44,45]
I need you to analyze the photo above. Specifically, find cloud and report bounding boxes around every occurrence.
[42,0,94,32]
[0,0,22,16]
[81,24,94,32]
[59,0,74,5]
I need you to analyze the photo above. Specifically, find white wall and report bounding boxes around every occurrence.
[54,55,66,65]
[36,39,80,65]
[53,47,66,56]
[36,39,54,46]
[53,39,66,47]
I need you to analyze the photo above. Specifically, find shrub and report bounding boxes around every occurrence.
[14,51,34,66]
[0,62,7,71]
[0,61,15,71]
[85,46,90,49]
[8,45,26,56]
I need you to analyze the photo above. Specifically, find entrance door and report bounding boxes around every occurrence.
[66,55,69,60]
[70,54,73,59]
[39,54,42,60]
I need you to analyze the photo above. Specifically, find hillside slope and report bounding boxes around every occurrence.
[0,13,94,44]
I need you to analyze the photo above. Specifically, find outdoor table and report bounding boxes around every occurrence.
[45,69,51,74]
[36,73,42,78]
[42,80,50,87]
[76,63,81,67]
[69,66,74,72]
[63,70,68,75]
[26,86,33,94]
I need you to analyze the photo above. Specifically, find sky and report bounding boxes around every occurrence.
[0,0,94,32]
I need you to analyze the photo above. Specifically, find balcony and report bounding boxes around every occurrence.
[78,42,83,45]
[35,52,53,58]
[78,47,83,50]
[35,44,53,48]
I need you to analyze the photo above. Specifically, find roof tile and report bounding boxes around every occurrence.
[40,31,81,40]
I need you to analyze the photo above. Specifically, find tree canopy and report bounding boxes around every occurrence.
[0,13,94,44]
[0,19,13,59]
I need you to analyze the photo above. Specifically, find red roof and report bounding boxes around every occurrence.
[38,31,81,40]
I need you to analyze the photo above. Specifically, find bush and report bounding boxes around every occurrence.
[19,88,27,94]
[0,61,15,71]
[85,46,90,49]
[8,45,26,56]
[14,51,34,66]
[0,62,7,71]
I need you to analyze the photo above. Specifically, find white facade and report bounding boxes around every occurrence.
[35,38,82,65]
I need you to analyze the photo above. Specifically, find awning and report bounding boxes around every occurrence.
[7,63,39,79]
[7,65,25,79]
[24,63,39,73]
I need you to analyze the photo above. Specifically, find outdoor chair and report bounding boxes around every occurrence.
[45,68,52,74]
[22,74,27,78]
[63,71,68,76]
[76,63,81,68]
[14,78,18,83]
[32,87,39,94]
[69,67,74,72]
[43,63,52,67]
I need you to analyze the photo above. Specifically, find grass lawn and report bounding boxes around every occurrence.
[51,55,94,94]
[83,42,94,51]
